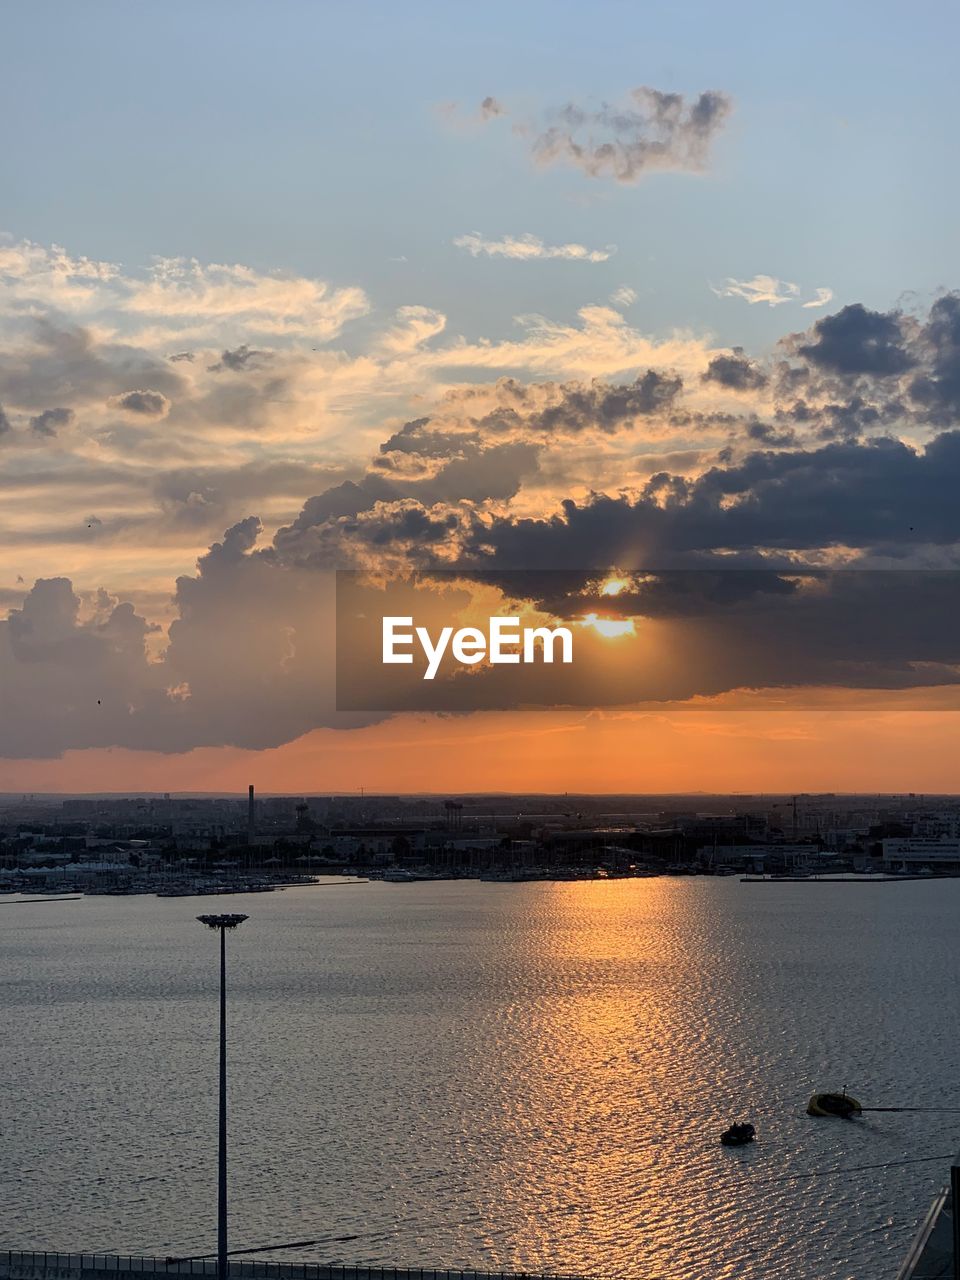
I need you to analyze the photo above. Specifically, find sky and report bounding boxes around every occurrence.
[2,0,960,793]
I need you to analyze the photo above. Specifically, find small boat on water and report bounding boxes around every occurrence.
[807,1090,862,1118]
[720,1122,756,1146]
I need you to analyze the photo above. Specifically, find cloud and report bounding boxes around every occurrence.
[477,87,732,183]
[5,229,960,744]
[0,237,370,346]
[109,389,171,417]
[7,543,959,759]
[0,236,119,311]
[8,398,960,754]
[712,275,800,306]
[908,293,960,424]
[479,95,504,120]
[119,257,370,343]
[0,577,165,757]
[29,406,75,436]
[459,432,960,568]
[379,417,471,458]
[0,318,186,411]
[377,305,447,355]
[273,438,542,570]
[207,344,267,373]
[702,349,768,391]
[0,232,723,578]
[802,287,834,309]
[0,534,379,758]
[454,232,615,263]
[713,277,835,310]
[372,372,686,459]
[530,87,732,183]
[492,370,684,434]
[797,303,914,377]
[610,286,637,307]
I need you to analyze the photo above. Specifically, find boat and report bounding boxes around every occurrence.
[807,1090,862,1118]
[720,1122,756,1146]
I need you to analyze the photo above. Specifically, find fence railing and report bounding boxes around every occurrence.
[0,1252,590,1280]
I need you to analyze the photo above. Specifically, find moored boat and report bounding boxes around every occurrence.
[807,1090,862,1118]
[720,1122,756,1146]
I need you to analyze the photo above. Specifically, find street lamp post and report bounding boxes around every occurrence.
[198,912,248,1280]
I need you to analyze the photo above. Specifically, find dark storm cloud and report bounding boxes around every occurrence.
[528,87,733,182]
[796,303,914,377]
[29,406,75,437]
[702,349,768,391]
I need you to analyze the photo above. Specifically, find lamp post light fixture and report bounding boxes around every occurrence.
[198,912,248,1279]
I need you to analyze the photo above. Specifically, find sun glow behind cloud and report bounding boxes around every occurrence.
[580,612,636,639]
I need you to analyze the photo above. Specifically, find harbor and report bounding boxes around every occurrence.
[8,789,960,899]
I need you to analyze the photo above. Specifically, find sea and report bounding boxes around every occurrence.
[3,877,960,1280]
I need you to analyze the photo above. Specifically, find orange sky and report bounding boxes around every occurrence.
[4,691,959,795]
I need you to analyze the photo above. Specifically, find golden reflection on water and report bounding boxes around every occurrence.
[482,878,836,1279]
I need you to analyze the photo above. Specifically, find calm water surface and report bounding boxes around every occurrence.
[2,878,960,1280]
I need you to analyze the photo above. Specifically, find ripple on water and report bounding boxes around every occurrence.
[2,879,959,1280]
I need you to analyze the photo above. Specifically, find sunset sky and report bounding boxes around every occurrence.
[2,0,960,794]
